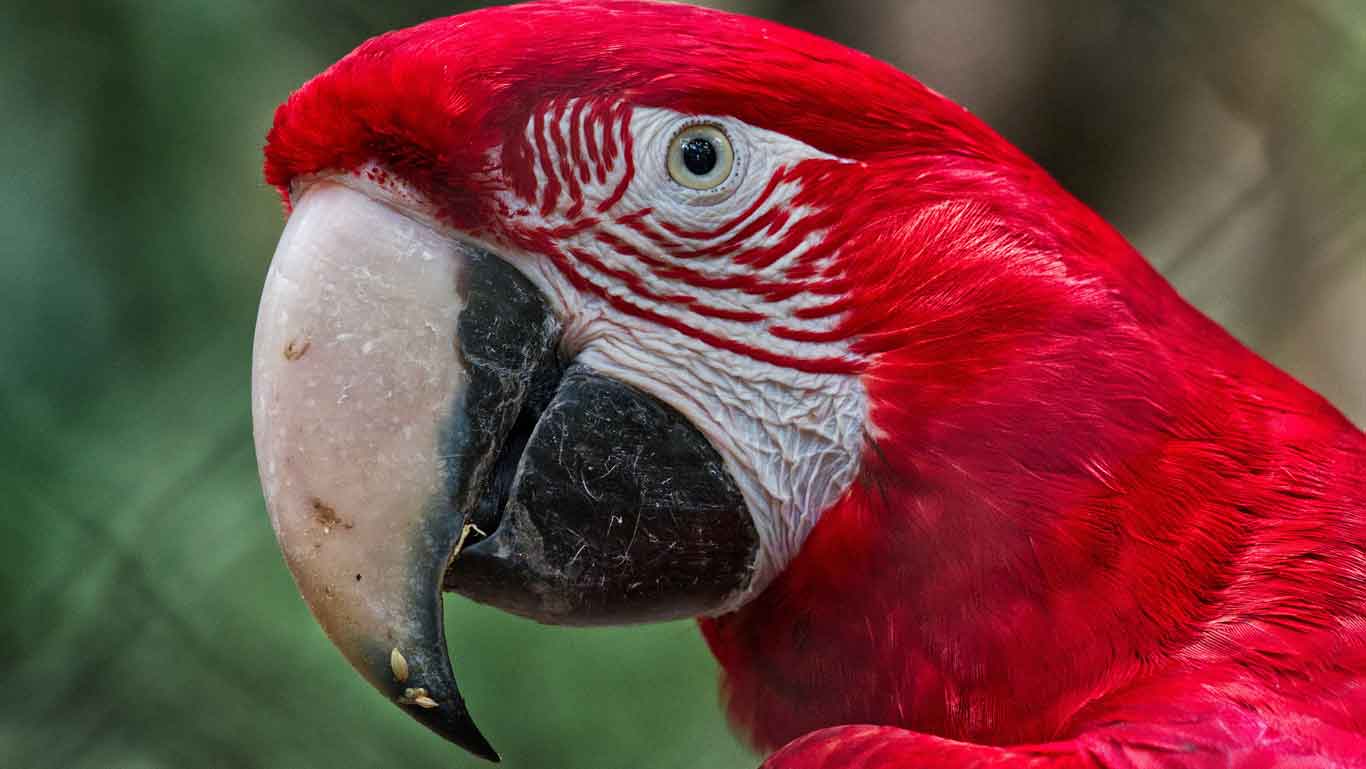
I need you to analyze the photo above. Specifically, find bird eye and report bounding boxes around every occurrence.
[667,124,734,190]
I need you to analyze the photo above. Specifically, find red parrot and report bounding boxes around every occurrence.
[251,1,1366,767]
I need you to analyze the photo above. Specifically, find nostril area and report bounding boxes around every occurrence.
[443,246,565,547]
[467,358,560,540]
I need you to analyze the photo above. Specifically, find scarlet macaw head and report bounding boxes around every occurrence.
[255,0,1183,760]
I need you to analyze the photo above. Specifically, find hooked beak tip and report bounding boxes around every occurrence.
[415,703,500,762]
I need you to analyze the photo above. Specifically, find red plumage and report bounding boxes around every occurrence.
[264,2,1366,766]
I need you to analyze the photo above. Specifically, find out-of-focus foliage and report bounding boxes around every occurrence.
[1,2,1361,768]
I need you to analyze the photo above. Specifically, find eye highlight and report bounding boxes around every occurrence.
[667,124,734,190]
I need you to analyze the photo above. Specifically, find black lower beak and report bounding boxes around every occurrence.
[254,182,757,762]
[447,363,759,624]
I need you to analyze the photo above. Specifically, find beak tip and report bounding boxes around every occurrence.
[448,719,500,763]
[441,717,500,763]
[406,696,500,763]
[474,742,502,764]
[375,649,500,763]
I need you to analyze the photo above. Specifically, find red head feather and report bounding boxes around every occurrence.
[264,0,1014,216]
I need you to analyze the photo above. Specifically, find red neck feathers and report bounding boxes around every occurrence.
[702,140,1366,750]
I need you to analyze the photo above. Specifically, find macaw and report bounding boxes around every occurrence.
[250,1,1366,767]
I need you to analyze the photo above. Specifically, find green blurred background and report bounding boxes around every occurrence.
[2,1,1363,767]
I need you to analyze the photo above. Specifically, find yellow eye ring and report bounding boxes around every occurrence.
[667,124,734,190]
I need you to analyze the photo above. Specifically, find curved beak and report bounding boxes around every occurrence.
[252,180,758,761]
[252,182,515,760]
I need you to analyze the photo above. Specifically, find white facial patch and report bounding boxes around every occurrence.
[484,103,869,608]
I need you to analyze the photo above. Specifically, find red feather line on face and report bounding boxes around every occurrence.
[496,93,859,374]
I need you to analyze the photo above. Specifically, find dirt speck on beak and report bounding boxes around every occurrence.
[310,498,352,532]
[283,338,311,360]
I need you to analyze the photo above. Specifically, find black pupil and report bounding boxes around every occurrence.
[681,136,718,176]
